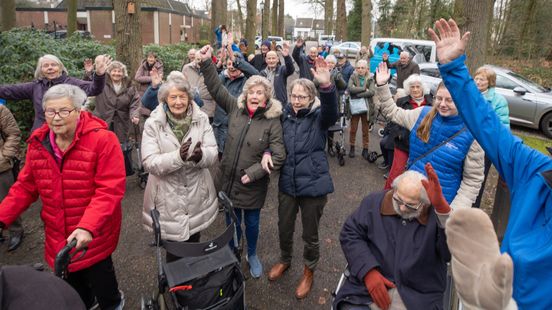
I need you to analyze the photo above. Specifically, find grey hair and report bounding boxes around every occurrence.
[42,84,86,110]
[356,59,368,68]
[242,75,274,101]
[391,170,430,206]
[403,74,426,96]
[400,51,410,58]
[107,61,128,78]
[325,55,337,64]
[289,78,317,101]
[34,54,68,80]
[166,71,186,83]
[158,79,194,106]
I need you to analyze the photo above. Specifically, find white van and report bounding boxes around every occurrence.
[319,34,335,47]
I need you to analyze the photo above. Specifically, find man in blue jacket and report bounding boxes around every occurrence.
[428,18,552,310]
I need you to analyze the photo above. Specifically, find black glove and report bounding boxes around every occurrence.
[180,138,192,160]
[187,142,203,163]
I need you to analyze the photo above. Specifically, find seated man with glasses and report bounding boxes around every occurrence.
[0,84,125,310]
[333,163,451,310]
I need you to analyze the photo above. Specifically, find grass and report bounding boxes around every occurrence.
[514,132,552,155]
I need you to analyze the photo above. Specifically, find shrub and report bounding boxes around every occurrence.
[143,43,195,74]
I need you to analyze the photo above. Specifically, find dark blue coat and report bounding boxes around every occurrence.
[334,191,450,309]
[292,45,315,80]
[278,86,338,197]
[260,55,295,105]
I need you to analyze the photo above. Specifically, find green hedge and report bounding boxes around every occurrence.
[0,28,195,138]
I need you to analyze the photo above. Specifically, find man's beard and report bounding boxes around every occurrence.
[392,200,423,220]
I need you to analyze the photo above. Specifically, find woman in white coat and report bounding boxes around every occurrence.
[141,78,218,261]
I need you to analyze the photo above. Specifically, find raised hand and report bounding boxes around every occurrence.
[375,61,391,86]
[198,45,213,62]
[83,58,94,73]
[94,54,113,76]
[281,42,290,57]
[311,57,331,87]
[421,162,450,213]
[150,67,162,88]
[295,37,304,47]
[427,18,470,65]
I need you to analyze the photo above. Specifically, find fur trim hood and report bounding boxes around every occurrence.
[235,94,283,119]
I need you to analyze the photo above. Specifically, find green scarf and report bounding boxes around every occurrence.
[166,107,192,143]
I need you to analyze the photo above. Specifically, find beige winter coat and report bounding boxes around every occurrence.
[0,105,21,173]
[141,102,218,241]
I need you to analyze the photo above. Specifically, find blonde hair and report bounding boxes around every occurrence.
[242,75,274,102]
[416,81,445,143]
[34,54,68,80]
[474,66,496,88]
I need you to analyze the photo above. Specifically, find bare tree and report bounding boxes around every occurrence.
[336,0,347,40]
[67,0,77,35]
[245,0,257,54]
[454,0,494,73]
[271,0,278,35]
[262,0,270,37]
[361,0,371,46]
[0,0,16,31]
[113,0,143,78]
[325,0,334,35]
[278,0,285,36]
[211,0,228,45]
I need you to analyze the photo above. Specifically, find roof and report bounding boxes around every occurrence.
[295,18,312,27]
[312,19,324,30]
[56,0,194,15]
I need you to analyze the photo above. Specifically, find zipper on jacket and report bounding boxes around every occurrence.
[226,117,253,196]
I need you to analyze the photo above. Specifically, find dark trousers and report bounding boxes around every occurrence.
[0,170,23,234]
[473,156,492,208]
[165,232,201,263]
[277,192,327,269]
[225,208,261,257]
[66,256,121,310]
[379,135,394,166]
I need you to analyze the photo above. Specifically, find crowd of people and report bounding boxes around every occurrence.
[0,19,550,310]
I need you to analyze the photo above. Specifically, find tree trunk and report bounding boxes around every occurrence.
[245,0,257,54]
[271,0,278,35]
[113,0,143,78]
[516,0,537,59]
[454,0,493,74]
[67,0,77,35]
[211,0,228,45]
[336,0,347,41]
[278,0,285,37]
[0,0,16,31]
[262,0,270,38]
[237,0,245,36]
[325,0,334,35]
[361,0,371,46]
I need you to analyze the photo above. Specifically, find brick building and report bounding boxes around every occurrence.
[15,0,210,45]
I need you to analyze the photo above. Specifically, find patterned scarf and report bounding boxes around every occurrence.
[166,106,192,143]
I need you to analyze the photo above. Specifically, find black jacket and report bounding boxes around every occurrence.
[292,45,315,80]
[260,55,295,105]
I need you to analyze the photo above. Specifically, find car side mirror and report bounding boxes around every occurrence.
[513,86,527,95]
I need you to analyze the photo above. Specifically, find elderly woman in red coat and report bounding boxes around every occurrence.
[0,84,126,310]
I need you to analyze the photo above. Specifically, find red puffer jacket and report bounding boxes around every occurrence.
[0,112,125,272]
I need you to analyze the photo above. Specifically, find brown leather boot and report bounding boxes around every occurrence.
[268,262,290,281]
[295,266,314,299]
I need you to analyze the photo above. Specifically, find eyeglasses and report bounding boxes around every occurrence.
[44,109,76,118]
[392,192,423,211]
[290,94,309,101]
[433,96,454,104]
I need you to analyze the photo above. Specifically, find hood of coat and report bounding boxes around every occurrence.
[235,94,283,119]
[28,111,108,144]
[149,101,205,125]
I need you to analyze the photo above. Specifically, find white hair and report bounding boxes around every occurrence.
[107,61,128,78]
[34,54,68,80]
[402,74,426,96]
[356,59,368,68]
[42,84,86,110]
[166,71,186,83]
[325,55,337,64]
[391,170,430,206]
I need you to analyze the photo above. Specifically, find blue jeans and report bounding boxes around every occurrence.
[226,208,260,257]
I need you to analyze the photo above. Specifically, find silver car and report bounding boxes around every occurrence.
[330,42,361,59]
[417,62,552,138]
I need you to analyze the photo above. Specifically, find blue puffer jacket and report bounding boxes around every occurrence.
[408,107,474,203]
[483,87,510,127]
[279,86,338,197]
[440,55,552,310]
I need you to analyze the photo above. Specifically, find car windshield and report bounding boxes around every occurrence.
[506,71,549,93]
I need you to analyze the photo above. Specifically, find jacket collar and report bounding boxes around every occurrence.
[149,102,203,125]
[39,73,68,87]
[286,96,321,117]
[380,190,429,225]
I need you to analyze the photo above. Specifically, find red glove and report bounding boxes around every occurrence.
[421,163,451,214]
[364,268,395,310]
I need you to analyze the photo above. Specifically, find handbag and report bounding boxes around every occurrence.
[349,98,368,115]
[406,127,467,170]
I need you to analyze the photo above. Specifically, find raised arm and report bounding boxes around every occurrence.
[198,45,238,114]
[0,82,34,101]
